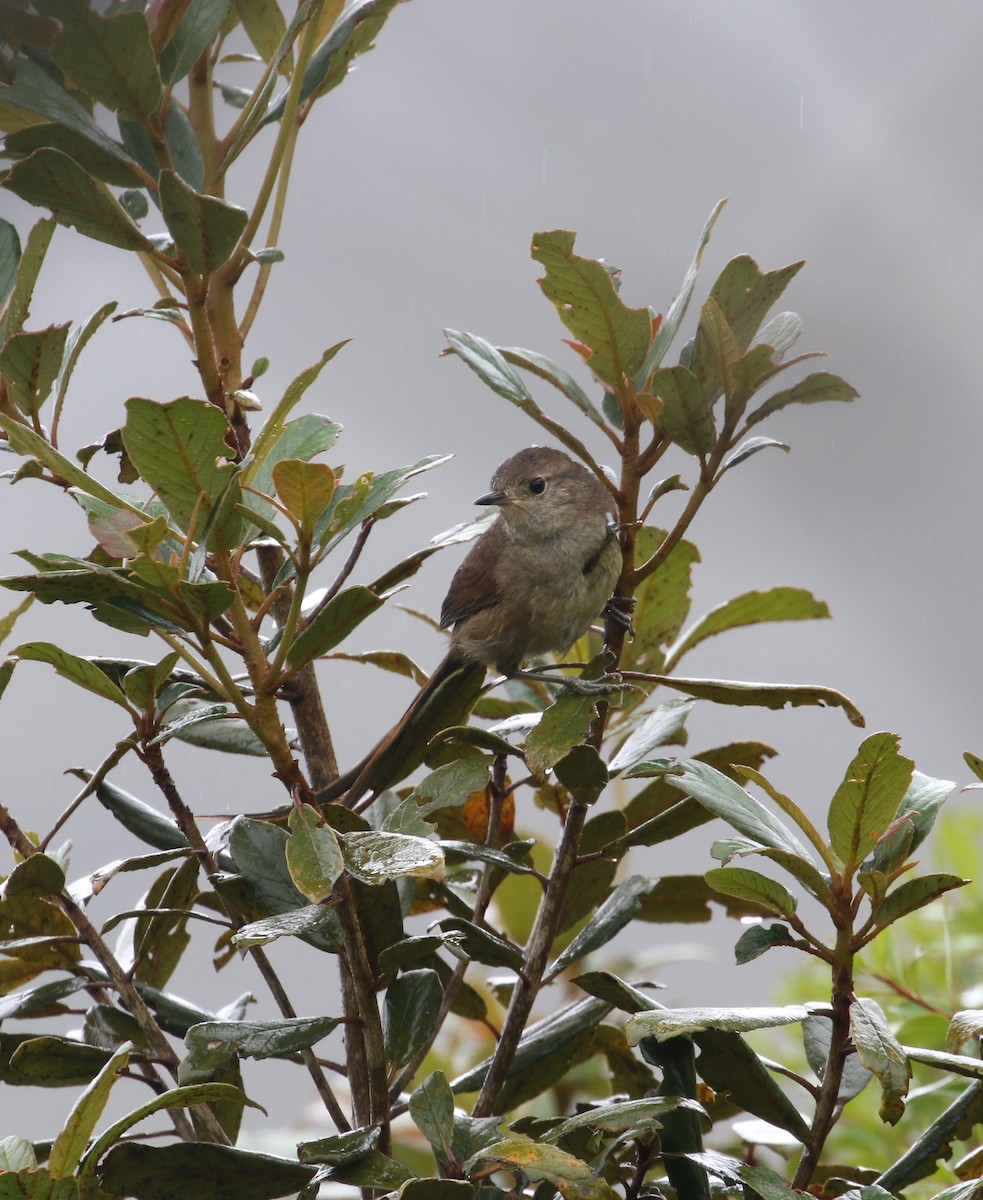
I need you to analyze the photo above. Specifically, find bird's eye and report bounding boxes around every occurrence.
[528,476,547,495]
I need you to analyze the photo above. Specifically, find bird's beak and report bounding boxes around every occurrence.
[474,488,507,506]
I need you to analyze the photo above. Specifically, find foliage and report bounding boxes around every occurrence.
[0,4,979,1199]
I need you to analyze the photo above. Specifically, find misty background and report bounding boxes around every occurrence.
[2,0,981,1144]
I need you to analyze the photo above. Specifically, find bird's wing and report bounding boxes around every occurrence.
[439,524,504,629]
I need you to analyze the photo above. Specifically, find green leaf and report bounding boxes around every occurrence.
[313,454,451,556]
[0,323,70,414]
[49,4,162,118]
[408,1070,455,1159]
[626,1004,812,1045]
[706,255,805,353]
[0,218,21,312]
[451,997,611,1093]
[827,732,914,874]
[285,804,344,903]
[624,526,699,673]
[262,0,401,122]
[645,364,715,455]
[444,330,599,465]
[231,904,338,949]
[499,345,605,426]
[243,373,344,502]
[49,1044,131,1176]
[286,584,387,665]
[384,969,442,1069]
[546,1094,699,1141]
[0,1137,37,1172]
[524,692,599,776]
[653,673,865,726]
[12,641,129,708]
[733,922,798,964]
[668,587,829,666]
[297,1126,380,1165]
[704,866,797,918]
[73,772,188,851]
[158,170,247,274]
[547,875,656,978]
[53,300,118,416]
[97,1140,312,1200]
[2,148,153,252]
[468,1138,615,1198]
[5,853,66,896]
[0,59,134,172]
[666,760,815,860]
[184,1016,339,1072]
[531,229,652,389]
[0,417,142,516]
[637,198,726,382]
[872,873,967,932]
[341,830,444,885]
[0,594,34,648]
[271,457,335,525]
[159,0,232,83]
[436,918,523,970]
[850,997,910,1125]
[233,0,289,65]
[608,699,694,774]
[720,435,789,472]
[7,1035,114,1086]
[121,396,242,545]
[0,977,92,1021]
[746,370,859,427]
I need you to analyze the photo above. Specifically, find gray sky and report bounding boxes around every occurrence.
[2,0,981,1141]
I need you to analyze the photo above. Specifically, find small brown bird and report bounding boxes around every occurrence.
[304,446,621,808]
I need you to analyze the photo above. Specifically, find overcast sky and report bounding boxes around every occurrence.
[3,0,982,1141]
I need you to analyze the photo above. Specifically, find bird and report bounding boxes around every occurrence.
[263,445,622,813]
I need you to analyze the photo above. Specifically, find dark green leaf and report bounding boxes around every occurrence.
[734,923,799,964]
[158,169,247,274]
[437,918,523,970]
[384,969,442,1069]
[262,0,401,122]
[50,4,162,117]
[409,1069,456,1158]
[0,976,91,1021]
[98,1143,316,1200]
[231,904,338,949]
[184,1016,339,1072]
[547,875,656,978]
[298,1125,379,1165]
[721,435,789,472]
[6,1036,113,1087]
[286,585,386,665]
[159,0,231,83]
[72,772,188,851]
[746,370,858,428]
[2,148,153,251]
[451,997,611,1093]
